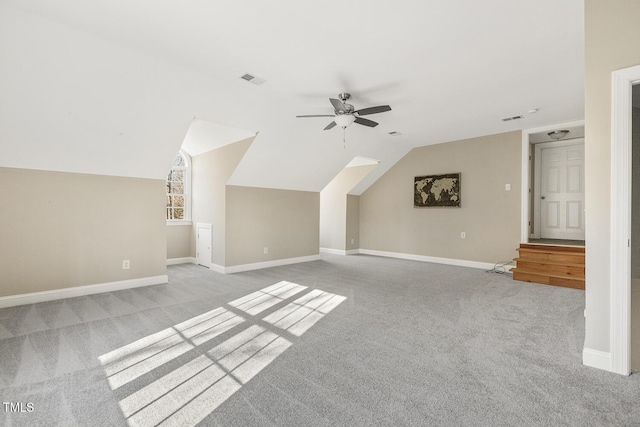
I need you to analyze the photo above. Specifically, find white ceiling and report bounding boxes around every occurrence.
[0,0,584,194]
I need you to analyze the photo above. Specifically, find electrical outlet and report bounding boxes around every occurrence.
[460,232,466,239]
[264,247,268,254]
[351,238,355,245]
[122,260,130,269]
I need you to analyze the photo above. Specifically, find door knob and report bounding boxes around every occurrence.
[541,196,546,199]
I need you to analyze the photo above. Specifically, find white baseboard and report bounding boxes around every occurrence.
[582,348,612,372]
[166,257,196,265]
[223,254,321,274]
[320,247,347,255]
[358,249,496,270]
[209,263,225,274]
[320,247,362,256]
[0,275,169,309]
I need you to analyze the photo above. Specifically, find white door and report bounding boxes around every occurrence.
[540,142,585,240]
[196,224,212,268]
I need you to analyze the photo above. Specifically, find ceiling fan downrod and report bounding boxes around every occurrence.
[343,127,346,149]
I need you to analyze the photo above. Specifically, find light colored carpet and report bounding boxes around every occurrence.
[0,254,638,426]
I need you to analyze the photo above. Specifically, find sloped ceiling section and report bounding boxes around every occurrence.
[181,120,257,158]
[0,5,193,180]
[0,1,584,193]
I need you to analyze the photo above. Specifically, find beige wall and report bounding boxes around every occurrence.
[584,0,640,353]
[360,131,521,263]
[225,186,319,266]
[167,225,192,259]
[320,165,376,251]
[0,167,166,297]
[191,138,253,266]
[346,195,360,251]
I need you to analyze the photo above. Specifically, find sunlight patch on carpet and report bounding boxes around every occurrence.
[99,282,345,427]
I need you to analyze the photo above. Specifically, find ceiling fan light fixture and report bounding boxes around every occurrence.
[335,114,355,128]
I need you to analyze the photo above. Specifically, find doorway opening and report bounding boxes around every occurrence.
[522,122,585,247]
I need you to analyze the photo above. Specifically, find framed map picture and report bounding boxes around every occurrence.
[414,173,461,207]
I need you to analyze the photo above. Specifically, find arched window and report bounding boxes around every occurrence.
[166,151,191,222]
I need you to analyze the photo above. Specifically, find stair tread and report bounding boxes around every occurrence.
[518,244,585,253]
[516,248,585,257]
[509,267,585,280]
[512,257,585,268]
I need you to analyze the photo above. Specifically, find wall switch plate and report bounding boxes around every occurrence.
[505,184,511,191]
[461,232,466,239]
[122,260,130,269]
[263,247,268,254]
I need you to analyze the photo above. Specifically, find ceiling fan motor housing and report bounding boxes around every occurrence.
[296,92,391,130]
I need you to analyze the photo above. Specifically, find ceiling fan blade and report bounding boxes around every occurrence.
[296,115,335,118]
[330,98,346,112]
[354,117,378,127]
[355,105,392,116]
[324,121,337,130]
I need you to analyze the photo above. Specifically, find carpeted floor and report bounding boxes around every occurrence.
[0,254,638,426]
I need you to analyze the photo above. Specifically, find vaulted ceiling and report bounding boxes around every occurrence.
[0,0,584,194]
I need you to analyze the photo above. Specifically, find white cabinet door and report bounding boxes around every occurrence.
[196,224,212,268]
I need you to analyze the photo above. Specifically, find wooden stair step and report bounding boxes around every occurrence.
[517,244,585,253]
[512,243,585,290]
[512,257,584,268]
[510,268,585,290]
[510,267,584,280]
[512,260,584,276]
[516,249,584,263]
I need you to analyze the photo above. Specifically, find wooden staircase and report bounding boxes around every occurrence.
[510,244,585,290]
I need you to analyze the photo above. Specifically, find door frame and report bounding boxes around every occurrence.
[521,120,585,243]
[533,139,585,240]
[610,65,640,375]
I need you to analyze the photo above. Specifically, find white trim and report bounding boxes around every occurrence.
[609,65,640,376]
[521,120,585,243]
[320,247,348,255]
[358,249,495,270]
[0,275,169,309]
[223,255,321,274]
[166,257,196,265]
[320,248,360,255]
[521,130,531,243]
[582,348,612,371]
[166,220,192,226]
[209,263,225,274]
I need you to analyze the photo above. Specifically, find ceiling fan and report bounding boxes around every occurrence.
[296,93,391,130]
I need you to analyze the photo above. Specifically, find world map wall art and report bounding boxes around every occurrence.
[414,173,461,207]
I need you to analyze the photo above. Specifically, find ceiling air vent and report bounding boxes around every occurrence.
[502,115,524,122]
[240,73,266,86]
